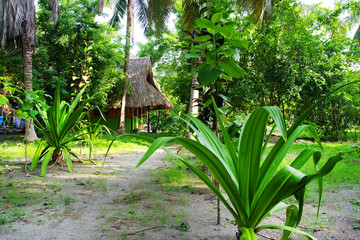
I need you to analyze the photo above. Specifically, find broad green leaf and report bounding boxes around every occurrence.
[213,25,231,38]
[230,39,248,49]
[198,64,223,87]
[232,47,240,61]
[30,110,38,117]
[204,51,217,65]
[195,18,213,29]
[207,27,216,35]
[218,57,244,78]
[194,35,211,42]
[195,42,212,49]
[185,53,201,59]
[211,12,223,23]
[221,47,234,56]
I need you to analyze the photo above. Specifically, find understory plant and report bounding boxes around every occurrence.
[80,115,112,161]
[30,82,95,176]
[135,86,353,239]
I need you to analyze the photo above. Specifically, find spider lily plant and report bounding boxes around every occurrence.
[30,82,96,176]
[136,92,346,239]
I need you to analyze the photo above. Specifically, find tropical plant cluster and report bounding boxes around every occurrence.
[142,0,360,139]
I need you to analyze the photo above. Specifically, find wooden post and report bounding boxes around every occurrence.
[130,108,134,132]
[158,110,160,132]
[24,141,27,174]
[147,107,150,133]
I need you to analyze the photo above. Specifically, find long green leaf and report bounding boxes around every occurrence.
[281,205,299,240]
[30,141,47,171]
[41,148,56,177]
[256,225,317,240]
[62,148,73,173]
[251,166,306,226]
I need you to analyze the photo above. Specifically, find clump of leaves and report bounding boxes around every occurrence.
[135,83,353,240]
[30,82,95,176]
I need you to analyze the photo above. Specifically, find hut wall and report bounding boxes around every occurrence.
[89,107,148,132]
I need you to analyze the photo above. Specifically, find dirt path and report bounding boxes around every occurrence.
[0,150,359,239]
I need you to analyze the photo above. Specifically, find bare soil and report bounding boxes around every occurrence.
[0,149,359,240]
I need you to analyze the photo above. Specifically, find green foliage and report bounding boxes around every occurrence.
[186,1,247,86]
[29,82,95,176]
[230,0,360,139]
[135,88,350,239]
[34,0,124,109]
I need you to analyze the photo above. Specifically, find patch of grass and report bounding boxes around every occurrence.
[0,140,39,160]
[83,177,107,191]
[351,198,360,206]
[353,206,360,223]
[72,133,178,156]
[59,195,76,205]
[150,155,203,194]
[0,181,44,208]
[0,133,176,167]
[0,208,25,225]
[172,208,189,231]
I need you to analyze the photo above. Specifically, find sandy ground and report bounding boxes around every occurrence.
[0,149,359,240]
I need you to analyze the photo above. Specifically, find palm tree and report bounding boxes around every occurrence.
[0,0,43,142]
[109,0,174,133]
[0,0,62,141]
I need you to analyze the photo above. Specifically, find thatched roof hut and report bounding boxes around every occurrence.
[92,57,173,132]
[111,57,173,110]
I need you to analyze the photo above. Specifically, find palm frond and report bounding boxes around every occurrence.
[0,0,36,48]
[109,0,127,27]
[182,0,200,33]
[352,25,360,49]
[147,0,174,33]
[237,0,272,23]
[134,0,149,32]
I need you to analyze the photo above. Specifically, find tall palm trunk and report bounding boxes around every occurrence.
[185,61,199,139]
[21,28,38,142]
[118,0,133,133]
[188,63,199,116]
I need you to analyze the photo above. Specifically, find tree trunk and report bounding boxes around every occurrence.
[185,60,199,139]
[21,30,38,142]
[213,84,220,225]
[188,64,199,116]
[118,0,133,133]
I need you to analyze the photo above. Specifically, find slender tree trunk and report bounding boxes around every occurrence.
[189,63,199,116]
[213,84,220,225]
[118,0,133,133]
[185,60,200,139]
[21,30,38,142]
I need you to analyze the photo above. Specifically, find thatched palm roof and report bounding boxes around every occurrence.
[123,57,173,110]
